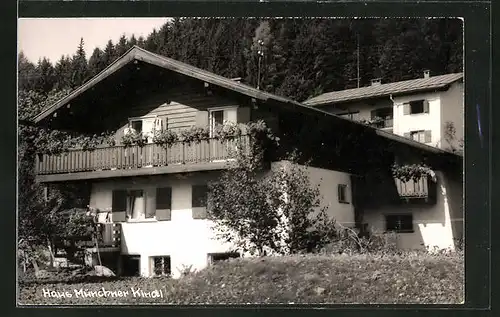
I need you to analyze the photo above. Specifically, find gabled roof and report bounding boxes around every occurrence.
[30,46,461,159]
[304,73,464,106]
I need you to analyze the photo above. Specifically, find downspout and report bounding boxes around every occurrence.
[389,94,396,134]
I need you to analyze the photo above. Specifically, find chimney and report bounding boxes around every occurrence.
[371,78,381,86]
[423,70,431,78]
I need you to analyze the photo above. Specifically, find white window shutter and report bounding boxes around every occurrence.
[196,111,209,127]
[423,100,430,113]
[142,119,155,142]
[424,130,432,143]
[403,103,410,115]
[223,108,238,123]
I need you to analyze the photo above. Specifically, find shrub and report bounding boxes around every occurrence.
[121,131,148,148]
[179,126,210,144]
[152,129,179,148]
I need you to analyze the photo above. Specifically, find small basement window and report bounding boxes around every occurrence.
[208,252,240,265]
[385,214,414,233]
[338,184,349,204]
[152,256,171,276]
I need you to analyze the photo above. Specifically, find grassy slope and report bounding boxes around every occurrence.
[19,254,464,305]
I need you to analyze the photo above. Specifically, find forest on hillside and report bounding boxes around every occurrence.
[18,18,463,103]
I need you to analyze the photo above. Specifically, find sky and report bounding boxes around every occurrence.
[18,18,170,63]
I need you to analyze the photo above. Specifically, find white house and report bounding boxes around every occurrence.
[29,47,463,278]
[304,71,464,151]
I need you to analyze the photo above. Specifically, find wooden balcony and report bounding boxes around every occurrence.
[36,136,250,182]
[98,223,121,248]
[394,175,436,203]
[54,223,121,251]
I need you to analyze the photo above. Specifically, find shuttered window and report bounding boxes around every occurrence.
[403,100,430,115]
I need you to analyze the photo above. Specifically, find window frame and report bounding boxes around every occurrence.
[208,106,238,137]
[126,189,146,221]
[151,256,171,277]
[129,119,143,134]
[337,184,349,204]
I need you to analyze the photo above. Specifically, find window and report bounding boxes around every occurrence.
[403,100,430,115]
[385,214,414,233]
[127,190,145,220]
[407,130,432,143]
[208,107,238,137]
[208,252,240,265]
[209,110,224,137]
[192,185,208,219]
[338,184,349,204]
[152,256,171,276]
[155,187,172,221]
[130,120,143,133]
[338,111,360,121]
[112,189,146,222]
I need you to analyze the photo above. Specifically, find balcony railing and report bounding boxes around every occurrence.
[372,118,394,129]
[394,175,435,201]
[97,223,121,248]
[36,136,250,176]
[54,223,121,250]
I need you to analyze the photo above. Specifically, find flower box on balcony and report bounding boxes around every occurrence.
[394,175,436,203]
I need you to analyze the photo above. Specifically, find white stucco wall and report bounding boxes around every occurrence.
[89,172,236,278]
[439,82,464,150]
[393,92,442,147]
[271,161,355,227]
[363,171,463,250]
[88,163,354,277]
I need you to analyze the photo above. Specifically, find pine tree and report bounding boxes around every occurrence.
[35,57,56,94]
[128,34,138,49]
[103,40,117,67]
[115,34,129,57]
[18,51,39,92]
[70,38,88,87]
[53,55,72,91]
[88,47,106,77]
